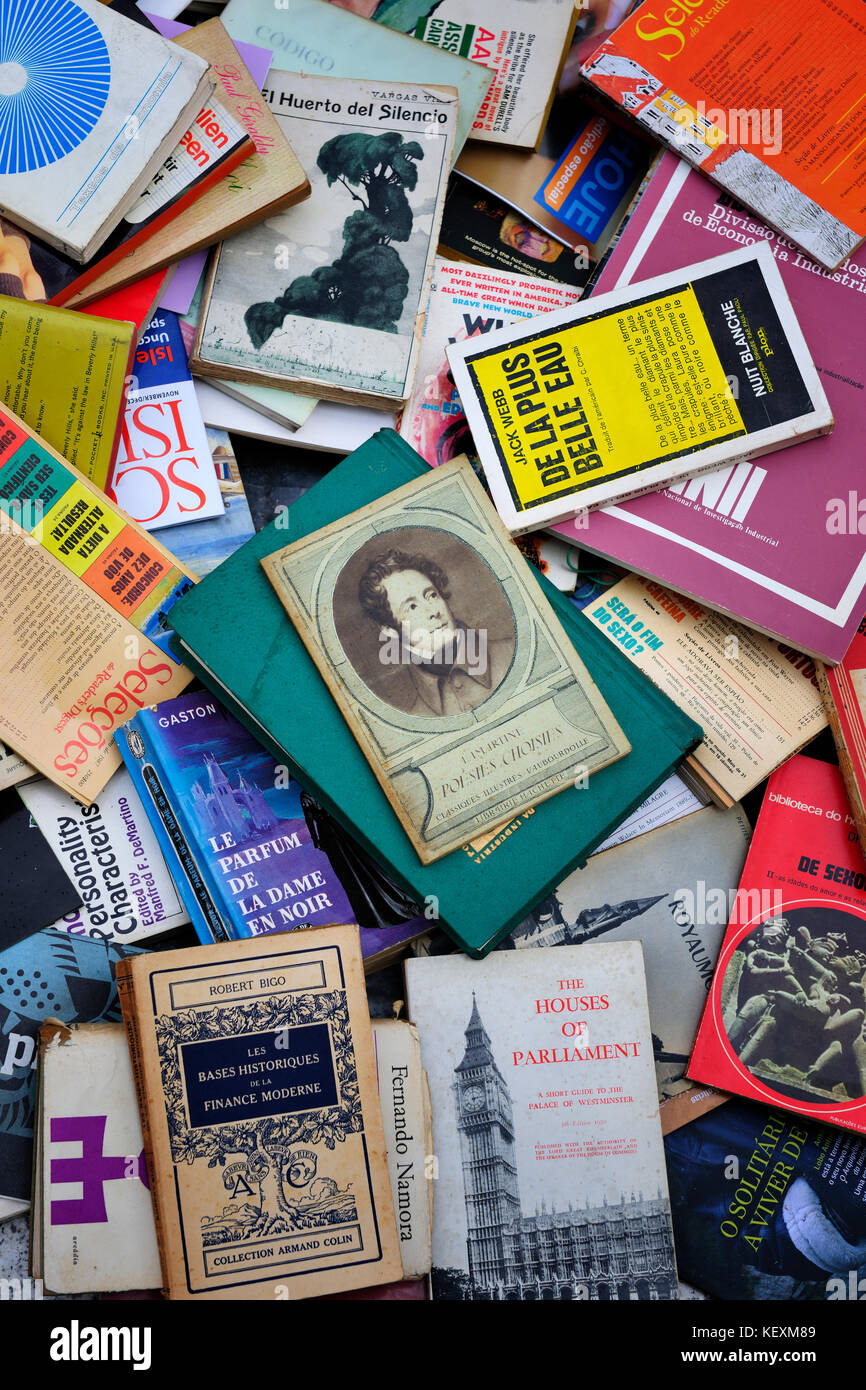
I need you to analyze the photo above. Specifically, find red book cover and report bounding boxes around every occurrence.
[83,269,172,340]
[818,619,866,851]
[689,754,866,1133]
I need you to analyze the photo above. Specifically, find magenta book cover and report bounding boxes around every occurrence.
[553,154,866,664]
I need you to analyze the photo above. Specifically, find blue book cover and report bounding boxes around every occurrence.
[117,690,427,958]
[666,1098,866,1300]
[0,930,144,1203]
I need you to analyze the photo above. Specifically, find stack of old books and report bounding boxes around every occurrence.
[1,0,866,1320]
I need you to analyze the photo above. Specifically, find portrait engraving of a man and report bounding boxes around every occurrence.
[356,546,515,717]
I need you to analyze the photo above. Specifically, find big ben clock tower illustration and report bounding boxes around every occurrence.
[453,994,522,1294]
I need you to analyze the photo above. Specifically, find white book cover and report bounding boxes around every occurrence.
[20,766,190,943]
[372,1017,433,1280]
[192,71,457,408]
[506,804,751,1101]
[590,772,703,855]
[110,310,224,530]
[344,0,578,150]
[447,242,833,533]
[0,0,211,260]
[405,942,678,1300]
[37,1021,161,1294]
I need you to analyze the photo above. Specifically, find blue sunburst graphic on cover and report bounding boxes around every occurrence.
[0,0,111,175]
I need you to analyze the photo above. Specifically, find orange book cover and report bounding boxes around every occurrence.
[582,0,866,270]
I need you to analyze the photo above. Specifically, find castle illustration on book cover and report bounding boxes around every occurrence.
[152,699,357,933]
[435,994,677,1300]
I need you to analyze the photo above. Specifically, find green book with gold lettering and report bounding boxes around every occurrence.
[168,429,703,957]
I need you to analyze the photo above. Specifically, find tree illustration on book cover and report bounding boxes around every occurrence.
[157,989,361,1244]
[246,132,424,344]
[194,76,454,403]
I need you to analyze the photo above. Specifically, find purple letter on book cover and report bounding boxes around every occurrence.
[49,1115,150,1225]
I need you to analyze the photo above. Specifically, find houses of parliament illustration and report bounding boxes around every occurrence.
[444,995,677,1301]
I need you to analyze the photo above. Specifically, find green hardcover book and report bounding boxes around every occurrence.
[221,0,490,156]
[168,430,702,957]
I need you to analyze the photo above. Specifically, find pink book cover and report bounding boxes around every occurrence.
[552,153,866,664]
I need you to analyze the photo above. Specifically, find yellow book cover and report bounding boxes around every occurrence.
[0,295,134,489]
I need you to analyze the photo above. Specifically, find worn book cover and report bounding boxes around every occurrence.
[0,930,144,1203]
[33,1021,161,1293]
[179,270,318,434]
[192,72,456,408]
[399,257,581,469]
[438,172,592,289]
[168,428,703,956]
[41,97,252,307]
[262,456,630,863]
[665,1097,866,1300]
[0,295,134,488]
[817,618,866,848]
[689,756,866,1135]
[326,0,578,150]
[116,927,403,1299]
[447,242,834,533]
[20,768,190,945]
[0,787,82,952]
[0,11,254,309]
[405,942,678,1299]
[456,108,649,255]
[581,0,866,271]
[221,0,490,155]
[372,1017,433,1279]
[0,0,211,261]
[582,575,827,808]
[108,310,225,531]
[552,154,866,666]
[504,803,751,1101]
[116,688,426,959]
[0,401,194,803]
[63,19,311,307]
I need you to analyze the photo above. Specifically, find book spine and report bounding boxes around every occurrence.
[119,721,234,944]
[678,755,731,810]
[50,136,256,309]
[115,959,170,1300]
[816,662,866,849]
